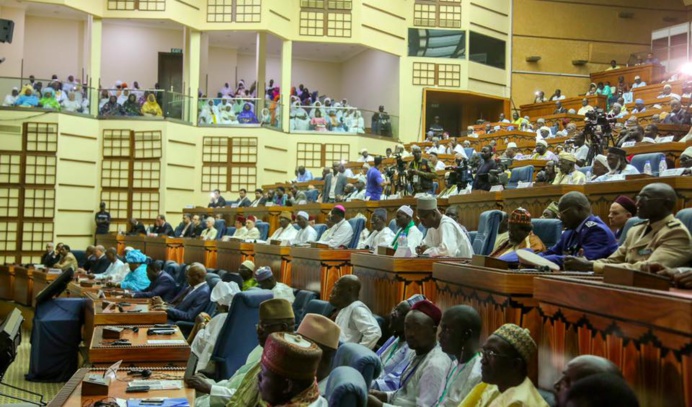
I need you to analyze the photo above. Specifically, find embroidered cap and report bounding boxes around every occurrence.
[492,323,536,363]
[509,207,532,225]
[397,205,414,217]
[411,299,442,326]
[255,266,274,282]
[261,332,322,380]
[297,211,310,220]
[259,298,295,321]
[614,195,637,217]
[240,260,255,272]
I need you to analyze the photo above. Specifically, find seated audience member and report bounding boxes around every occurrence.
[100,95,124,116]
[110,249,150,291]
[472,147,497,191]
[553,152,586,185]
[618,124,655,146]
[238,260,258,290]
[127,217,147,235]
[200,217,218,241]
[553,101,566,114]
[563,373,639,407]
[594,147,639,181]
[372,295,425,391]
[249,189,267,207]
[15,87,39,107]
[38,88,60,111]
[531,140,558,161]
[534,91,547,103]
[606,59,620,70]
[535,161,557,184]
[176,214,195,238]
[438,172,459,198]
[228,216,248,239]
[434,305,483,407]
[489,208,546,260]
[645,124,663,142]
[92,248,129,283]
[297,313,341,393]
[368,300,451,407]
[295,166,314,182]
[153,214,175,236]
[608,195,637,240]
[257,332,327,406]
[321,205,354,249]
[569,132,589,167]
[630,99,646,114]
[3,87,18,106]
[208,189,226,208]
[190,214,205,237]
[188,281,240,374]
[664,99,688,125]
[346,180,366,201]
[255,266,295,303]
[153,263,210,323]
[310,109,328,131]
[577,98,593,116]
[244,216,262,240]
[540,192,618,268]
[188,298,296,407]
[62,92,83,113]
[82,245,109,274]
[445,206,474,243]
[272,186,288,206]
[130,261,176,301]
[292,211,317,245]
[268,211,298,242]
[358,148,374,163]
[122,94,142,116]
[550,89,565,101]
[657,84,680,100]
[458,324,548,407]
[289,185,308,204]
[554,355,622,407]
[391,205,424,253]
[567,183,692,273]
[416,196,473,258]
[330,275,382,349]
[54,244,78,272]
[541,201,559,219]
[609,103,627,119]
[358,209,395,251]
[590,154,610,181]
[141,93,163,117]
[631,75,646,89]
[41,242,60,267]
[219,105,238,124]
[81,245,96,271]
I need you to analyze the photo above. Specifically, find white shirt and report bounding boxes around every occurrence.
[447,144,467,158]
[3,94,17,106]
[325,219,354,249]
[93,259,129,283]
[384,345,452,407]
[357,155,374,163]
[191,313,228,373]
[433,355,483,407]
[335,300,382,349]
[594,164,640,182]
[577,105,594,115]
[574,144,589,163]
[272,282,295,303]
[422,215,474,258]
[293,225,318,245]
[269,225,298,242]
[347,189,366,201]
[233,226,248,238]
[631,81,647,89]
[358,227,395,251]
[431,160,446,171]
[393,225,424,252]
[328,175,338,199]
[426,145,446,155]
[62,99,83,112]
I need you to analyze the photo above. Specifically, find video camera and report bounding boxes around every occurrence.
[445,158,473,190]
[583,108,615,140]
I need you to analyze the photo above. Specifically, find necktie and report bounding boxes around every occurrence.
[171,286,191,306]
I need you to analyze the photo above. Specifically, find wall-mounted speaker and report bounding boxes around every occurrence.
[0,19,14,43]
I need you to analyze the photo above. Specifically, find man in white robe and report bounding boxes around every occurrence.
[292,211,318,245]
[416,196,473,258]
[358,209,395,251]
[268,211,298,243]
[329,275,381,349]
[390,205,423,254]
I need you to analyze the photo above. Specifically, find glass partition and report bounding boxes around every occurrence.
[197,97,264,126]
[0,76,94,117]
[288,105,398,137]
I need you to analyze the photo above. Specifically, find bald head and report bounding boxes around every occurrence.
[555,355,622,407]
[445,305,481,337]
[328,275,361,309]
[186,262,207,286]
[439,305,482,359]
[558,191,592,229]
[560,191,590,210]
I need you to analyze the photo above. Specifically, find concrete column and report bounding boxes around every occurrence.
[255,31,267,114]
[184,27,201,124]
[88,16,102,116]
[280,39,292,133]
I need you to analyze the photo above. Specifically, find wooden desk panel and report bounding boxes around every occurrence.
[0,265,15,300]
[145,236,185,263]
[32,270,58,305]
[13,266,33,306]
[290,247,366,299]
[67,281,104,297]
[502,185,584,220]
[590,64,666,91]
[89,325,190,365]
[243,207,282,236]
[96,234,124,256]
[351,253,447,316]
[84,298,167,347]
[534,276,691,407]
[631,80,683,102]
[183,239,217,268]
[122,235,146,252]
[216,240,255,273]
[448,192,503,231]
[520,95,606,119]
[48,368,193,407]
[254,244,292,285]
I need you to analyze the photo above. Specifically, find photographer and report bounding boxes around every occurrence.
[472,146,497,191]
[406,146,436,194]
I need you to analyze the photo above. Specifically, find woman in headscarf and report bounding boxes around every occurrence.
[100,95,124,116]
[326,110,343,132]
[219,104,238,124]
[15,86,39,107]
[237,102,259,124]
[310,109,328,132]
[310,100,326,119]
[199,99,220,124]
[117,88,130,105]
[98,89,110,110]
[585,83,597,96]
[590,154,610,181]
[39,88,61,111]
[62,91,83,113]
[270,94,281,127]
[290,101,310,131]
[123,93,142,116]
[260,107,271,125]
[141,93,163,117]
[111,249,150,291]
[350,110,365,134]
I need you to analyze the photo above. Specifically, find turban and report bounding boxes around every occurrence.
[297,314,341,350]
[411,300,442,326]
[614,195,637,217]
[259,298,294,321]
[210,281,240,306]
[297,211,309,221]
[492,323,536,363]
[125,249,146,264]
[417,196,437,211]
[241,260,255,272]
[509,207,532,225]
[261,332,322,380]
[558,152,577,163]
[279,211,293,221]
[255,266,274,282]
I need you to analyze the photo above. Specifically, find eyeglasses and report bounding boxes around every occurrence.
[557,207,571,218]
[480,348,514,359]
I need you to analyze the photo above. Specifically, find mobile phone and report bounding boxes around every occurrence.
[125,385,150,393]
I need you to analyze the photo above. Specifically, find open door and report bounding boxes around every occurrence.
[158,52,183,118]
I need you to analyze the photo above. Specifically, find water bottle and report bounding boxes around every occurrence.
[643,160,652,175]
[659,159,667,175]
[585,170,592,181]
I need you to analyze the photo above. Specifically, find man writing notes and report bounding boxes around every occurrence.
[415,196,473,258]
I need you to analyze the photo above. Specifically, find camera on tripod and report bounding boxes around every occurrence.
[583,108,615,139]
[445,159,473,190]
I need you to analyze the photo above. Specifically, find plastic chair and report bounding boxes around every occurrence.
[618,216,642,245]
[531,219,563,248]
[211,290,274,380]
[292,290,318,325]
[326,366,368,407]
[256,221,270,240]
[348,218,365,249]
[314,224,328,240]
[472,210,504,256]
[332,343,383,389]
[303,299,335,318]
[675,208,692,232]
[507,165,534,189]
[630,153,665,176]
[214,219,226,240]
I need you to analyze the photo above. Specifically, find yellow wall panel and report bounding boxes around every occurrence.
[0,128,23,151]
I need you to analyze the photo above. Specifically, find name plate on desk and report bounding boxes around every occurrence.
[102,326,124,339]
[489,185,504,192]
[269,239,282,246]
[310,242,330,249]
[471,255,509,269]
[622,141,636,147]
[603,265,670,291]
[661,168,685,177]
[517,181,533,188]
[82,374,111,396]
[656,136,674,143]
[376,246,396,256]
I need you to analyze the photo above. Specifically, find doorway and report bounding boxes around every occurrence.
[423,89,509,140]
[158,52,183,118]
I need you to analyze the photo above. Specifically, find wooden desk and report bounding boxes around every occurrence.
[32,270,59,305]
[520,95,606,119]
[66,280,108,297]
[290,247,366,299]
[89,325,190,366]
[503,184,584,219]
[534,276,691,406]
[632,79,683,102]
[622,141,687,167]
[13,266,33,306]
[0,264,15,300]
[84,298,167,347]
[535,114,585,130]
[448,192,503,231]
[47,368,193,407]
[352,253,450,316]
[122,235,146,252]
[95,234,124,255]
[183,239,217,268]
[217,240,255,273]
[145,236,185,263]
[254,244,292,285]
[590,64,666,91]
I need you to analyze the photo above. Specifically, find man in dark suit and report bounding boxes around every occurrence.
[41,243,60,267]
[322,162,347,203]
[152,214,175,236]
[131,262,177,302]
[153,262,210,323]
[176,214,195,237]
[237,188,252,207]
[128,218,146,235]
[208,189,226,208]
[86,245,110,274]
[249,188,267,207]
[191,214,205,237]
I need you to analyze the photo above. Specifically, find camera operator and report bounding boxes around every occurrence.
[472,146,497,191]
[566,132,589,167]
[405,145,436,194]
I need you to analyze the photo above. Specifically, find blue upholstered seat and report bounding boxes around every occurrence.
[314,224,328,240]
[214,219,226,240]
[325,366,368,407]
[630,153,665,176]
[211,289,274,380]
[675,208,692,233]
[225,226,236,236]
[472,210,504,255]
[464,148,475,158]
[507,165,534,189]
[205,272,221,290]
[305,189,319,202]
[618,216,642,245]
[292,290,318,325]
[388,219,398,233]
[222,271,244,287]
[348,218,365,249]
[578,166,592,175]
[531,219,563,248]
[256,221,270,240]
[293,223,301,231]
[467,230,477,245]
[72,250,87,267]
[332,343,383,389]
[303,299,335,318]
